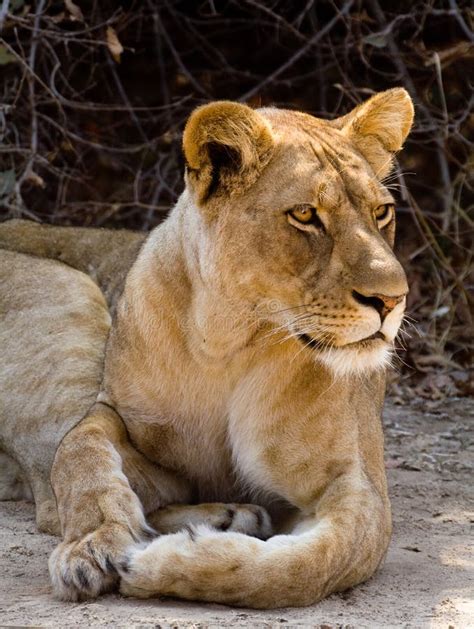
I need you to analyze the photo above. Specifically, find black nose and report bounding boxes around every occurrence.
[352,290,405,320]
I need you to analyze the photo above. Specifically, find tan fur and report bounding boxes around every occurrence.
[183,101,274,203]
[0,89,414,607]
[0,251,111,533]
[0,221,145,311]
[331,88,414,179]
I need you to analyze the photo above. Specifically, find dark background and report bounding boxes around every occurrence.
[0,0,472,393]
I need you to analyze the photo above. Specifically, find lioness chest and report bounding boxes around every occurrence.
[112,347,356,508]
[119,361,254,502]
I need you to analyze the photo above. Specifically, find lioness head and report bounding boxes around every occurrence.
[182,89,414,377]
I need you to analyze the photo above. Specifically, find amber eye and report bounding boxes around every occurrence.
[290,205,315,223]
[287,204,324,231]
[374,203,395,229]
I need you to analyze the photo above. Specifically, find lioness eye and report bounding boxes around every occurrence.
[290,205,314,223]
[287,204,324,231]
[374,203,394,229]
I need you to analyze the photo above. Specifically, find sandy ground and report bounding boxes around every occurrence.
[0,396,472,628]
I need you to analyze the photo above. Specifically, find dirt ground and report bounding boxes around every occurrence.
[0,396,472,628]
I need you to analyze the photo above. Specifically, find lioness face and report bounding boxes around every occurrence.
[183,90,414,376]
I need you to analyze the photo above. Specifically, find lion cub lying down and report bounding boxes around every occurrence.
[0,88,413,608]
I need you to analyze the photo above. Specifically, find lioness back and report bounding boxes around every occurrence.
[0,219,146,310]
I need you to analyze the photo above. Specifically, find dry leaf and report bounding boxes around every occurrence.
[106,26,123,63]
[26,171,45,188]
[65,0,84,22]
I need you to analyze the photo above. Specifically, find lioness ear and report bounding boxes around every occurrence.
[183,101,274,204]
[332,88,414,179]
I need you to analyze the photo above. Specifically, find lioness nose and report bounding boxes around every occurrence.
[352,290,405,320]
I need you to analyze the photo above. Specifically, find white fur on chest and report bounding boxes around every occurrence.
[175,358,270,496]
[227,371,282,497]
[131,352,280,499]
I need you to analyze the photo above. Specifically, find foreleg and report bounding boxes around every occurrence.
[49,403,188,600]
[119,472,391,608]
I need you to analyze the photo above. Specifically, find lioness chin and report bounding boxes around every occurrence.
[0,88,413,608]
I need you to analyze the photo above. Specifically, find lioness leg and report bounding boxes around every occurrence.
[0,451,32,501]
[119,472,390,608]
[49,402,189,601]
[148,503,272,539]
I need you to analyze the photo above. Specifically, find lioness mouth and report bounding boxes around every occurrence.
[298,331,386,351]
[297,333,325,350]
[345,331,386,348]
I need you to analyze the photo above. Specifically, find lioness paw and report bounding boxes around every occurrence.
[118,527,263,602]
[148,502,272,540]
[49,523,153,601]
[219,504,272,539]
[49,538,116,601]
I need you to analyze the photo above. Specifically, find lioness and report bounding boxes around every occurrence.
[0,88,413,608]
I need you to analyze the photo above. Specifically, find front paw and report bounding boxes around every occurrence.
[219,504,272,539]
[49,523,152,601]
[118,526,263,602]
